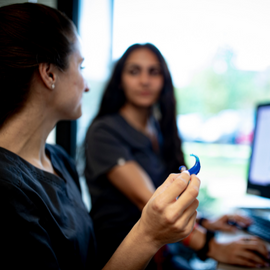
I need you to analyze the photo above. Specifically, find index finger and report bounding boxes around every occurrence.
[153,172,187,199]
[233,214,253,226]
[241,238,269,258]
[175,174,200,211]
[157,171,192,205]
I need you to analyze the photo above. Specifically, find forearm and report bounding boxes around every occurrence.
[107,161,155,211]
[196,217,209,228]
[103,221,159,270]
[184,225,206,251]
[182,225,222,263]
[206,237,221,259]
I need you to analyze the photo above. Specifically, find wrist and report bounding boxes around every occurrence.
[104,220,160,269]
[196,229,216,261]
[182,223,198,247]
[205,236,221,260]
[134,219,162,255]
[197,217,208,228]
[186,225,206,250]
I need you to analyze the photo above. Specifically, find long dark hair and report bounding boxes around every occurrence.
[95,43,186,172]
[0,3,76,127]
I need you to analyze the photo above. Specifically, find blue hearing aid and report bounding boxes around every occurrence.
[179,154,201,175]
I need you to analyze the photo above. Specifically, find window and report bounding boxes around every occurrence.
[77,0,270,213]
[77,0,113,210]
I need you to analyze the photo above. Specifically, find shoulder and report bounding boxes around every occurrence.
[0,147,25,186]
[86,114,126,139]
[90,114,123,131]
[0,149,39,216]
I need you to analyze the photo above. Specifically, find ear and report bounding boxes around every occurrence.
[38,63,58,90]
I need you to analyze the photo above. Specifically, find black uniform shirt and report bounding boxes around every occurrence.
[85,113,169,268]
[0,144,96,269]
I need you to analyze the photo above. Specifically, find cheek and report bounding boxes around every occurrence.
[124,89,136,103]
[121,74,137,89]
[153,78,164,94]
[122,78,136,96]
[73,74,85,92]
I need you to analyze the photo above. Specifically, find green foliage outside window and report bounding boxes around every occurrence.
[174,47,270,117]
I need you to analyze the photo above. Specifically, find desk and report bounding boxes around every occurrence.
[218,265,270,270]
[211,195,270,269]
[216,230,270,270]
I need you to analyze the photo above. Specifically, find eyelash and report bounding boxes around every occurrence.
[128,70,139,75]
[150,70,161,75]
[127,69,161,75]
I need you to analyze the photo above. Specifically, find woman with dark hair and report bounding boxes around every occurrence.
[94,43,183,174]
[85,43,269,269]
[0,4,201,270]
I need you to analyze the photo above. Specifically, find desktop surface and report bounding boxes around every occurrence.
[217,263,270,270]
[240,208,270,243]
[214,195,270,270]
[216,229,270,270]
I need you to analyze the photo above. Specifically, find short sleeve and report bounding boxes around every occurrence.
[85,121,134,180]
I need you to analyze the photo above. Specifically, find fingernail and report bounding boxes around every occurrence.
[181,170,190,175]
[179,166,187,172]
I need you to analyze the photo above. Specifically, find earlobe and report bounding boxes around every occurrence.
[38,63,57,90]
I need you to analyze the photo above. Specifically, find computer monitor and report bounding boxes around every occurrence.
[247,103,270,200]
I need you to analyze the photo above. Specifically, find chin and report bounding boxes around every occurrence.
[134,99,156,107]
[73,105,83,119]
[64,109,82,120]
[74,110,82,119]
[136,102,155,108]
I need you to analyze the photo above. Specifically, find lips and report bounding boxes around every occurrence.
[138,91,153,96]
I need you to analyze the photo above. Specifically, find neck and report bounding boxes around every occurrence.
[120,103,151,132]
[0,106,57,173]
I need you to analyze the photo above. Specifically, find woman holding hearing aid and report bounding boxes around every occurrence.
[0,3,200,270]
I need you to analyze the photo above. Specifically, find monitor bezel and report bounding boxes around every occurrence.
[247,103,270,199]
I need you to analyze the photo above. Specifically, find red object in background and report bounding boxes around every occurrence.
[235,130,254,145]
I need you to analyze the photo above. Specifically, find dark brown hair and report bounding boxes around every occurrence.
[95,43,186,172]
[0,3,76,127]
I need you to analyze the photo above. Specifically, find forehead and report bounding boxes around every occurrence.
[69,36,84,60]
[125,48,160,66]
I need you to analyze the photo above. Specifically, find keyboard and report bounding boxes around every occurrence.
[240,208,270,243]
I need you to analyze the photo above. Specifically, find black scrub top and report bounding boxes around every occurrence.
[0,144,96,270]
[85,113,169,268]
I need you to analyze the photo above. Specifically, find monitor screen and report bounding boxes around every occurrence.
[247,103,270,199]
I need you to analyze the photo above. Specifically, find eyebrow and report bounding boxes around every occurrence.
[124,63,161,68]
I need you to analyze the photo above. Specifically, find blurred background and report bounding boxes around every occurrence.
[2,0,270,214]
[77,0,270,214]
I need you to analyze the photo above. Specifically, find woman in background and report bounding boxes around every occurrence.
[85,43,269,269]
[0,4,201,269]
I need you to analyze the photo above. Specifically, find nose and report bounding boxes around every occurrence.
[139,71,150,85]
[84,80,90,92]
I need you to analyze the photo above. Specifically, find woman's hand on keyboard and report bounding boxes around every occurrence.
[201,214,252,232]
[207,235,269,268]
